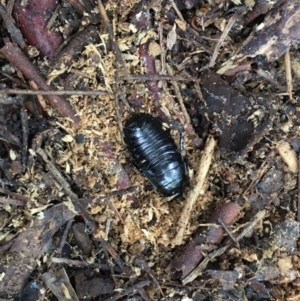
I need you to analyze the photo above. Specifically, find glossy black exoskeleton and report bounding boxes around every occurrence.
[123,113,186,197]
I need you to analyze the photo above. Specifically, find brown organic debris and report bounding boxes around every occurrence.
[0,0,299,299]
[237,0,300,62]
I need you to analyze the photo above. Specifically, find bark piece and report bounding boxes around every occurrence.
[277,140,298,173]
[49,25,99,81]
[169,202,240,279]
[42,268,79,301]
[200,71,274,162]
[237,0,300,61]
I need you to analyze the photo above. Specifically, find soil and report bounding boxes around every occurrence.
[0,0,300,300]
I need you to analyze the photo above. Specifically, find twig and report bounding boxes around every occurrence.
[163,10,213,55]
[166,64,191,125]
[194,82,205,104]
[0,187,30,203]
[254,67,284,91]
[0,238,16,253]
[100,238,151,301]
[36,148,95,232]
[56,218,74,257]
[97,0,129,77]
[0,124,22,147]
[138,43,171,124]
[66,0,86,13]
[0,70,30,89]
[182,210,266,284]
[217,218,239,247]
[0,88,109,96]
[0,80,198,96]
[42,268,79,301]
[167,202,240,278]
[46,3,61,30]
[173,136,217,245]
[158,22,166,75]
[107,198,124,222]
[276,140,298,173]
[20,103,28,172]
[99,238,128,276]
[51,257,122,272]
[103,279,152,301]
[243,151,275,195]
[36,148,77,199]
[96,237,119,286]
[124,74,201,82]
[135,256,167,300]
[0,42,80,125]
[114,71,124,145]
[79,186,140,206]
[169,0,185,21]
[209,14,237,68]
[0,196,26,206]
[284,49,295,103]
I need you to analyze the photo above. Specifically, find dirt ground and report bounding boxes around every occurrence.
[0,0,300,300]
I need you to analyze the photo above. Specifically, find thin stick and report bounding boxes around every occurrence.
[36,148,77,200]
[194,82,205,104]
[243,151,275,194]
[51,257,122,272]
[99,238,151,301]
[114,71,124,145]
[0,89,109,96]
[166,64,191,125]
[20,103,28,172]
[158,22,166,75]
[56,218,73,257]
[97,0,129,77]
[284,49,295,103]
[173,136,217,245]
[103,279,151,301]
[255,67,284,91]
[182,210,266,284]
[125,74,201,82]
[36,148,95,232]
[0,187,30,203]
[135,257,166,299]
[169,0,185,22]
[0,196,26,206]
[209,14,237,68]
[99,236,119,287]
[46,3,61,29]
[217,218,239,246]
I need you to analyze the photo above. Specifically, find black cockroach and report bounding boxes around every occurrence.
[123,113,187,197]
